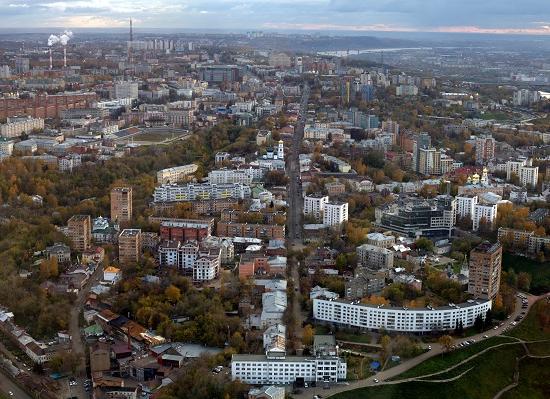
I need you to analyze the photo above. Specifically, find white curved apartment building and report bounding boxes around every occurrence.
[313,298,491,333]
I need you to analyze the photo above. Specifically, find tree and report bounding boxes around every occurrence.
[517,272,531,292]
[303,324,314,346]
[473,314,484,332]
[229,331,245,352]
[438,335,454,351]
[415,237,434,252]
[165,285,181,303]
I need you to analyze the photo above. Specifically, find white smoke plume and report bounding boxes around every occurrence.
[47,34,60,46]
[48,30,73,46]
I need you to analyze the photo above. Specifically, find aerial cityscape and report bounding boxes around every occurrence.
[0,1,549,399]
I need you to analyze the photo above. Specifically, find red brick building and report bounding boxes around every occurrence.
[159,219,212,242]
[0,92,98,119]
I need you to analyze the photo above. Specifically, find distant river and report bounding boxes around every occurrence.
[317,47,433,57]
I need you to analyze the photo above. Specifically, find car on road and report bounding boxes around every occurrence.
[373,378,379,383]
[8,392,13,397]
[427,345,432,350]
[483,335,489,338]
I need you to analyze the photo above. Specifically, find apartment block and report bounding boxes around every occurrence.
[356,244,394,269]
[110,187,133,223]
[156,164,199,184]
[118,229,142,266]
[67,215,91,252]
[468,242,502,300]
[304,194,329,222]
[323,202,348,227]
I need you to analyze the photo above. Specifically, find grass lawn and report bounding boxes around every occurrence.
[389,336,515,380]
[502,253,550,295]
[132,131,185,142]
[332,345,524,399]
[419,344,522,381]
[335,331,372,345]
[508,299,550,341]
[526,342,550,356]
[501,357,550,399]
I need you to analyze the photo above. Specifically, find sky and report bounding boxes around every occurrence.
[1,0,550,34]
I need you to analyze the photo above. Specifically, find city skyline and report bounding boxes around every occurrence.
[1,0,550,34]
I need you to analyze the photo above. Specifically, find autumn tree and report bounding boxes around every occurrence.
[438,335,454,351]
[165,285,182,303]
[303,324,314,346]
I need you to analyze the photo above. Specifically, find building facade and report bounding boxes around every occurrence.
[468,242,502,300]
[118,229,142,266]
[111,187,133,223]
[67,215,91,252]
[313,298,491,332]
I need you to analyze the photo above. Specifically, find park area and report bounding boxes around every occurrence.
[331,298,550,399]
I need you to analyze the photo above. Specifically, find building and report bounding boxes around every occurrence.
[505,159,538,187]
[118,229,142,266]
[475,135,496,165]
[90,343,111,372]
[313,298,491,332]
[199,65,240,83]
[325,182,346,196]
[468,242,502,300]
[159,219,213,242]
[217,222,285,240]
[45,243,71,263]
[114,81,139,99]
[456,195,478,219]
[58,154,82,172]
[231,352,346,385]
[303,194,329,222]
[345,269,386,299]
[153,183,251,203]
[376,196,455,238]
[67,215,92,252]
[110,187,133,223]
[497,227,550,254]
[208,169,254,185]
[248,386,285,399]
[268,52,292,68]
[0,116,44,138]
[513,89,540,106]
[366,232,395,248]
[156,164,198,184]
[356,244,393,269]
[158,240,221,281]
[323,202,348,227]
[0,137,14,155]
[14,57,29,74]
[92,217,119,244]
[472,203,497,231]
[519,164,539,188]
[417,147,442,176]
[396,85,418,96]
[412,133,431,173]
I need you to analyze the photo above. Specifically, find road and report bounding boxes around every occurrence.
[63,264,104,399]
[286,83,310,347]
[0,371,33,399]
[294,292,548,399]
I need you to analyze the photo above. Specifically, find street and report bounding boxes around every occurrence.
[286,83,310,347]
[0,371,32,399]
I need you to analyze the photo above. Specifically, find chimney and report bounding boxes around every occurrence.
[49,48,53,70]
[63,47,67,68]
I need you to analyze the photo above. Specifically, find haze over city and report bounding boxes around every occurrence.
[1,0,550,34]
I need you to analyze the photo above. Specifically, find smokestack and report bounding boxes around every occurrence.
[63,47,67,68]
[49,48,53,70]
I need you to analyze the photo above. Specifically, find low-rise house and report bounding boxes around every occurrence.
[45,242,71,263]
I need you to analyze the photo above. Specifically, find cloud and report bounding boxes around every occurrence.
[0,0,549,33]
